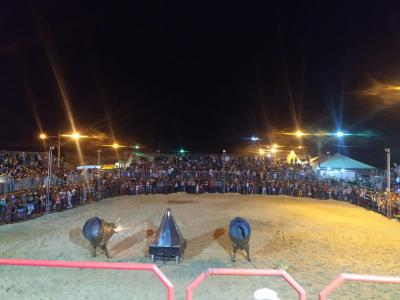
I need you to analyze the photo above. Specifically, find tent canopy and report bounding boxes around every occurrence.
[287,150,301,164]
[319,153,375,170]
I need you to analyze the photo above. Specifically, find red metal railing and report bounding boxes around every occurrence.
[319,273,400,300]
[186,268,306,300]
[0,258,174,300]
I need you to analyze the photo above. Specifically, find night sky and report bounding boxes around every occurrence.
[2,1,400,166]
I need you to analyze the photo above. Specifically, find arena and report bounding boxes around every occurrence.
[1,193,400,299]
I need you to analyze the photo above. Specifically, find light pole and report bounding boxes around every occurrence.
[222,149,226,171]
[57,129,61,167]
[40,132,61,167]
[46,146,54,214]
[385,148,391,217]
[222,149,226,192]
[97,149,102,166]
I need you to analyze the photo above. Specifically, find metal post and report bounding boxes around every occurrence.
[57,129,61,168]
[222,150,226,192]
[317,139,322,166]
[46,146,54,214]
[222,150,226,171]
[385,148,391,217]
[97,150,101,166]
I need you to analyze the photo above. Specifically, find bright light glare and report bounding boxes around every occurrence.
[72,132,81,140]
[39,133,47,140]
[180,149,185,154]
[267,153,271,158]
[251,136,259,142]
[135,145,140,149]
[112,143,120,149]
[61,132,89,139]
[272,143,278,148]
[336,131,344,137]
[295,130,304,138]
[259,149,265,155]
[271,148,277,153]
[298,146,302,149]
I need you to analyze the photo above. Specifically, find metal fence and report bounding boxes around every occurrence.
[0,176,62,194]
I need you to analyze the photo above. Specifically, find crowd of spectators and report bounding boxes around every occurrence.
[0,151,47,178]
[0,153,398,225]
[0,150,70,179]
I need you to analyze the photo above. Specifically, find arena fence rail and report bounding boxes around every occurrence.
[186,268,306,300]
[319,273,400,300]
[0,258,174,300]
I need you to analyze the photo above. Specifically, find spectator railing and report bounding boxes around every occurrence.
[0,258,174,300]
[319,273,400,300]
[186,268,306,300]
[0,175,61,194]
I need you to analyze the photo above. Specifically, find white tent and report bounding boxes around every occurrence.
[318,153,375,180]
[320,153,375,170]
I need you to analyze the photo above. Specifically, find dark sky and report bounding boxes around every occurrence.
[2,1,400,166]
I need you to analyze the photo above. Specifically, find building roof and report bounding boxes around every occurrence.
[319,153,375,170]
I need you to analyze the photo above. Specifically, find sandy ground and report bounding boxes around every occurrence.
[1,193,400,300]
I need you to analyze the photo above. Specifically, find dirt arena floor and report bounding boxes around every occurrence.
[1,193,400,300]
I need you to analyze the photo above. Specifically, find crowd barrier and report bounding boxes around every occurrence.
[0,175,61,194]
[0,178,396,225]
[186,268,306,300]
[1,259,400,299]
[319,273,400,300]
[0,258,174,300]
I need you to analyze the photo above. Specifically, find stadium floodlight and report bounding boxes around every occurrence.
[336,131,344,138]
[179,149,185,154]
[295,130,304,138]
[61,132,89,139]
[39,133,47,140]
[72,132,81,140]
[250,136,260,142]
[112,143,120,149]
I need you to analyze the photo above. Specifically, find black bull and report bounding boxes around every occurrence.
[229,217,251,262]
[82,217,119,258]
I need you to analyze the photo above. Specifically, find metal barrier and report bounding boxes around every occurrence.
[186,268,306,300]
[319,273,400,300]
[0,258,174,300]
[0,176,61,194]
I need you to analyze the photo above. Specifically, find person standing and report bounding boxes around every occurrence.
[67,189,72,209]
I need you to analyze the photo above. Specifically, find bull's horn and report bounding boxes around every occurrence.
[112,217,121,224]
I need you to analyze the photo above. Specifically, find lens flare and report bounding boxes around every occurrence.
[35,16,85,165]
